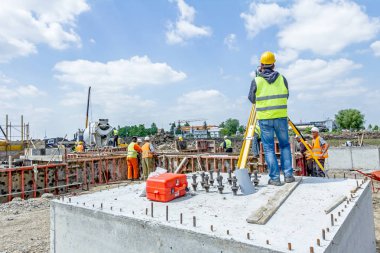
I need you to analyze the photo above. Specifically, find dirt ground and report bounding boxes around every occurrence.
[0,176,379,253]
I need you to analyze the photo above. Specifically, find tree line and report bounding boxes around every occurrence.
[117,123,158,137]
[335,109,378,131]
[169,119,245,136]
[116,109,378,138]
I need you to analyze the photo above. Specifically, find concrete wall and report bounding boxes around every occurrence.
[50,202,280,253]
[325,147,380,171]
[325,184,376,253]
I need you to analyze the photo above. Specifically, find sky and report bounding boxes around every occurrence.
[1,0,380,139]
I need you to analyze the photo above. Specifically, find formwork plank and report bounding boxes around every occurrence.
[246,178,302,224]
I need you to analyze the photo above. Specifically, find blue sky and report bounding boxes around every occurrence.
[1,0,380,139]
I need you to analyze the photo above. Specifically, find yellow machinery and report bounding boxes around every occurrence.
[237,104,325,173]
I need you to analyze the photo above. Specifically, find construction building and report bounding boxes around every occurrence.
[294,118,337,132]
[180,125,221,138]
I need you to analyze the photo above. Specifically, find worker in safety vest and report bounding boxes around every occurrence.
[76,142,84,152]
[75,141,84,153]
[220,136,233,153]
[127,136,142,180]
[113,128,119,147]
[248,51,294,186]
[295,136,312,176]
[178,136,187,150]
[141,136,155,180]
[311,127,329,177]
[252,124,261,158]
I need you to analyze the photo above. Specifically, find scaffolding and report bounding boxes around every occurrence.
[0,114,30,156]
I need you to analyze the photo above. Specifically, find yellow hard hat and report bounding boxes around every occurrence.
[260,51,276,65]
[179,136,183,141]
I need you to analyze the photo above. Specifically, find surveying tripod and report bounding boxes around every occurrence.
[237,104,326,175]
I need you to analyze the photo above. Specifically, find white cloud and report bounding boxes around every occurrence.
[275,49,299,65]
[0,0,89,62]
[224,34,239,51]
[371,41,380,57]
[172,89,250,123]
[55,56,187,130]
[54,56,187,91]
[279,58,363,100]
[0,77,45,99]
[0,73,51,139]
[279,0,380,55]
[242,0,380,55]
[240,2,290,37]
[166,0,211,44]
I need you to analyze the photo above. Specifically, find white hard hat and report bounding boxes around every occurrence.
[311,127,319,133]
[144,136,150,141]
[224,136,228,139]
[137,138,142,143]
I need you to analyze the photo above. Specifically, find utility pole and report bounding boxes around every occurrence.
[21,115,24,142]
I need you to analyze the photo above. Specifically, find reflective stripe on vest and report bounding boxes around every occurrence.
[312,136,328,159]
[142,143,153,159]
[255,75,288,120]
[225,139,232,149]
[127,142,138,158]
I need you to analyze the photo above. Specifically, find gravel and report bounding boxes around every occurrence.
[0,198,51,253]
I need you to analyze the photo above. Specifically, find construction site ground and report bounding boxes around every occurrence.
[0,173,379,253]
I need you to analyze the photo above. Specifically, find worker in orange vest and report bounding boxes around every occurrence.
[141,136,155,180]
[75,141,84,153]
[127,136,142,180]
[311,127,329,177]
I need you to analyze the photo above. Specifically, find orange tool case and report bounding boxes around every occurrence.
[146,173,188,202]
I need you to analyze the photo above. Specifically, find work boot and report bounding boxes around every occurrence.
[284,176,295,183]
[268,179,282,186]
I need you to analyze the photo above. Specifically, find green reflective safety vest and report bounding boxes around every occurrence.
[255,75,288,120]
[255,125,261,137]
[225,139,232,149]
[127,142,138,158]
[113,129,118,136]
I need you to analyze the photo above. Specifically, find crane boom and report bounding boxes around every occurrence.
[85,86,91,129]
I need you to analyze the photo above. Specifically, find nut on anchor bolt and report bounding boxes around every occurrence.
[209,170,214,186]
[204,174,210,193]
[227,169,232,185]
[217,168,221,178]
[217,175,224,194]
[252,170,259,186]
[191,174,198,191]
[200,172,206,188]
[231,176,238,195]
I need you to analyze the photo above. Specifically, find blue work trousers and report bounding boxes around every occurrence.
[259,118,293,181]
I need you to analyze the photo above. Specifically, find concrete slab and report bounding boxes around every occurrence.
[50,173,376,253]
